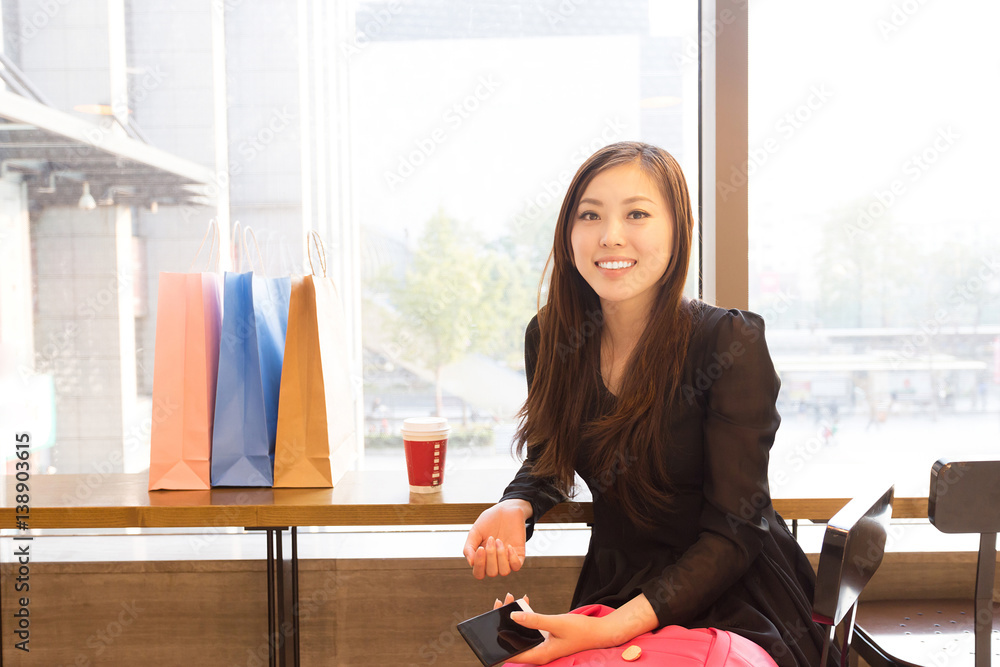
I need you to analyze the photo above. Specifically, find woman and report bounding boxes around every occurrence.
[462,142,828,666]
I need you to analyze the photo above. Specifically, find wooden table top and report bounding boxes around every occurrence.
[0,470,929,529]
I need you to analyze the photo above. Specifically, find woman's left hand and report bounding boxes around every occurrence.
[493,593,618,665]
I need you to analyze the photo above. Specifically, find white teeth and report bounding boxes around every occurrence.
[597,261,635,270]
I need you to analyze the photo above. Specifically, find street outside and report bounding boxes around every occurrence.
[770,408,1000,498]
[363,408,1000,502]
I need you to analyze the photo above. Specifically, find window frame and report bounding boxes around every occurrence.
[700,0,749,310]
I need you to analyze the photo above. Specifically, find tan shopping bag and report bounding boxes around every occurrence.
[273,232,356,487]
[148,222,222,490]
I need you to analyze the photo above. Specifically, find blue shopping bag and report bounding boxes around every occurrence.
[211,266,291,486]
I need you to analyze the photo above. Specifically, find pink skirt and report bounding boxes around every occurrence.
[504,604,779,667]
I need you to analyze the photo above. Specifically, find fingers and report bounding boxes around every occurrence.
[493,592,517,611]
[509,610,546,630]
[462,527,482,567]
[485,536,499,578]
[472,546,486,580]
[496,538,511,577]
[507,543,524,572]
[493,593,515,610]
[471,536,523,579]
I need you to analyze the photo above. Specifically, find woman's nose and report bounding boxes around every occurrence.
[600,217,625,247]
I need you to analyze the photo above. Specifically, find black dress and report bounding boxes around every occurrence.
[500,303,830,667]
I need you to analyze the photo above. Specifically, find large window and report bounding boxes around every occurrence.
[5,0,992,507]
[351,1,701,471]
[748,0,1000,498]
[0,0,700,478]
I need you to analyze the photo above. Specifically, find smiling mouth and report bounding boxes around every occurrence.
[596,260,636,270]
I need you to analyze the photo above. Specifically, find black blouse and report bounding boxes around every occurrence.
[500,303,829,667]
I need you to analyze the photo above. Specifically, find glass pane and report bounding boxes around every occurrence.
[0,0,700,481]
[749,1,1000,498]
[352,1,701,470]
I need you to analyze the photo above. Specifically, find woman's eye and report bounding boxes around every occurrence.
[627,210,650,220]
[578,211,599,221]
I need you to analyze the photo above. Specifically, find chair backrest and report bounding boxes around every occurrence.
[929,459,1000,533]
[813,484,895,667]
[929,459,999,667]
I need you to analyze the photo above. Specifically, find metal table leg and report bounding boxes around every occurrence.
[249,527,300,667]
[266,529,276,667]
[275,527,300,666]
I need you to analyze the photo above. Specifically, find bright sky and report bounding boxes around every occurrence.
[349,35,642,243]
[749,0,1000,228]
[347,1,998,248]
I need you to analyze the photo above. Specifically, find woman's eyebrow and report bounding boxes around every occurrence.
[578,195,656,207]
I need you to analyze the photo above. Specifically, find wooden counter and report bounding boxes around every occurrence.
[0,469,929,529]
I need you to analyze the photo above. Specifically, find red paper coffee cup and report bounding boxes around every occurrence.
[402,417,450,493]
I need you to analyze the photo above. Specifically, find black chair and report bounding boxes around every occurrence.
[856,459,1000,667]
[812,483,899,667]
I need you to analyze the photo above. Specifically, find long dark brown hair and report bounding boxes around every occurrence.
[515,141,696,528]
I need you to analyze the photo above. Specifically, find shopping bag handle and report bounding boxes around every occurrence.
[307,230,328,277]
[189,219,220,272]
[243,226,267,275]
[230,220,243,272]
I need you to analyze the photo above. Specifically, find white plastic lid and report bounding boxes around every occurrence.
[401,417,450,433]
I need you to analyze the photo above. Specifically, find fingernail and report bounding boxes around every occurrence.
[495,598,502,606]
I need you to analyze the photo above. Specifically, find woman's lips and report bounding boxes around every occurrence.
[596,260,636,270]
[595,259,637,277]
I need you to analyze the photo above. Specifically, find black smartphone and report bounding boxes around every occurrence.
[457,599,546,666]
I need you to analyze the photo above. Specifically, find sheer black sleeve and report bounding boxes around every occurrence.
[640,309,781,626]
[499,315,568,540]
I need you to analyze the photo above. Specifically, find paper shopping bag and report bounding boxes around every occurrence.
[210,270,291,486]
[148,271,222,490]
[274,235,356,487]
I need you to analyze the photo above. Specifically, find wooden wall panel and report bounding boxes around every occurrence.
[0,560,268,666]
[1,552,996,665]
[806,552,1000,602]
[314,557,581,667]
[0,557,582,666]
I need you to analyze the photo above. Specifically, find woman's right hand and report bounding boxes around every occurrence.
[463,499,531,579]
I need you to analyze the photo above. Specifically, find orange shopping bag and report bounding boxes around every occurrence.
[148,222,223,490]
[273,232,356,487]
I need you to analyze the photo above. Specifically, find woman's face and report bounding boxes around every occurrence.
[570,161,674,317]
